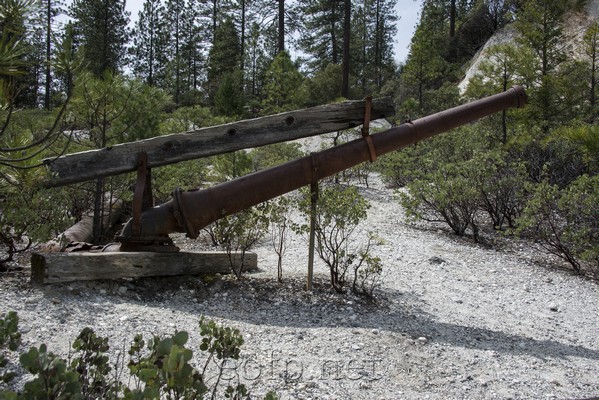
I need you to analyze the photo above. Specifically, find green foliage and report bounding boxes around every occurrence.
[267,196,293,282]
[210,151,253,183]
[302,63,343,107]
[250,142,304,171]
[70,0,129,76]
[294,184,380,294]
[549,124,599,175]
[375,139,441,188]
[71,71,160,147]
[210,204,270,278]
[260,51,305,114]
[152,161,209,204]
[127,330,207,399]
[400,162,482,241]
[516,175,599,275]
[350,234,385,297]
[2,313,275,399]
[207,18,241,104]
[511,133,590,188]
[0,311,21,384]
[214,71,245,117]
[112,82,170,142]
[1,179,73,266]
[198,316,243,361]
[19,344,83,399]
[159,106,227,134]
[469,151,528,230]
[70,327,119,398]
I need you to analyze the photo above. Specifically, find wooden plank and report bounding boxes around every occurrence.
[30,251,258,284]
[43,98,394,187]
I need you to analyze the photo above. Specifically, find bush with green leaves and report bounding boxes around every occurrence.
[267,196,293,283]
[0,313,278,400]
[209,204,271,278]
[294,183,383,295]
[350,234,385,297]
[0,311,20,384]
[469,151,529,230]
[249,142,304,172]
[516,175,599,275]
[152,160,210,204]
[0,178,74,268]
[400,161,483,241]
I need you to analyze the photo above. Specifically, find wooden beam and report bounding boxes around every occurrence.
[43,98,394,187]
[30,251,258,284]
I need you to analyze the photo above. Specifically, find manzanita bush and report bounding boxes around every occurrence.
[0,312,278,400]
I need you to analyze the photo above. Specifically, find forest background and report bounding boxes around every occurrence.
[0,0,597,277]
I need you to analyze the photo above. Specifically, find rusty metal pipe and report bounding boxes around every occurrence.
[120,86,527,240]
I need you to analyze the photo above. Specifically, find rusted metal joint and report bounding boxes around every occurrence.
[172,187,199,239]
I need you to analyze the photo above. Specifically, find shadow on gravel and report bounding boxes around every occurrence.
[27,273,599,364]
[191,277,599,363]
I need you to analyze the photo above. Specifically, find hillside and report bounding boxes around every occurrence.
[459,0,599,93]
[1,167,598,399]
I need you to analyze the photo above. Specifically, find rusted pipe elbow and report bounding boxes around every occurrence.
[120,199,182,238]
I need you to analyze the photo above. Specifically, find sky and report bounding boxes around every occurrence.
[120,0,423,64]
[392,0,423,62]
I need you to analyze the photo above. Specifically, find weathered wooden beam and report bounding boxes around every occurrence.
[43,98,394,187]
[30,251,258,284]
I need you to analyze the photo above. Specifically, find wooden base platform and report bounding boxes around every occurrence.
[31,251,258,284]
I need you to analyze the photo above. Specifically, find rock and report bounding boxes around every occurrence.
[428,256,446,265]
[118,286,128,294]
[417,337,428,344]
[549,304,559,312]
[371,328,380,335]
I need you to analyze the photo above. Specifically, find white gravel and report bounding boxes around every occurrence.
[1,172,598,399]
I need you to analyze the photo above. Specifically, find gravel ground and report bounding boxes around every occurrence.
[1,171,598,399]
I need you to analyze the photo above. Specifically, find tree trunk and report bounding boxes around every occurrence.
[44,0,51,110]
[342,0,350,98]
[240,0,246,71]
[449,0,456,38]
[278,0,285,53]
[374,0,381,87]
[331,0,338,64]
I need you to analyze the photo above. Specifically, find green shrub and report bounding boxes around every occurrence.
[209,204,270,278]
[400,162,482,241]
[469,151,529,230]
[250,142,304,172]
[517,175,599,274]
[1,313,277,400]
[294,184,383,294]
[0,311,21,384]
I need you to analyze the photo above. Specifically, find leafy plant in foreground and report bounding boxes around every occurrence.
[0,313,277,399]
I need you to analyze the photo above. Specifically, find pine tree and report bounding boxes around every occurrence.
[583,21,598,123]
[206,17,241,105]
[130,0,167,87]
[464,43,522,143]
[43,0,64,109]
[180,0,210,104]
[514,0,570,133]
[261,50,304,113]
[163,0,184,104]
[297,0,344,72]
[69,0,129,77]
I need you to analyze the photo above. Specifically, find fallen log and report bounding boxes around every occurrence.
[40,199,124,252]
[30,251,258,284]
